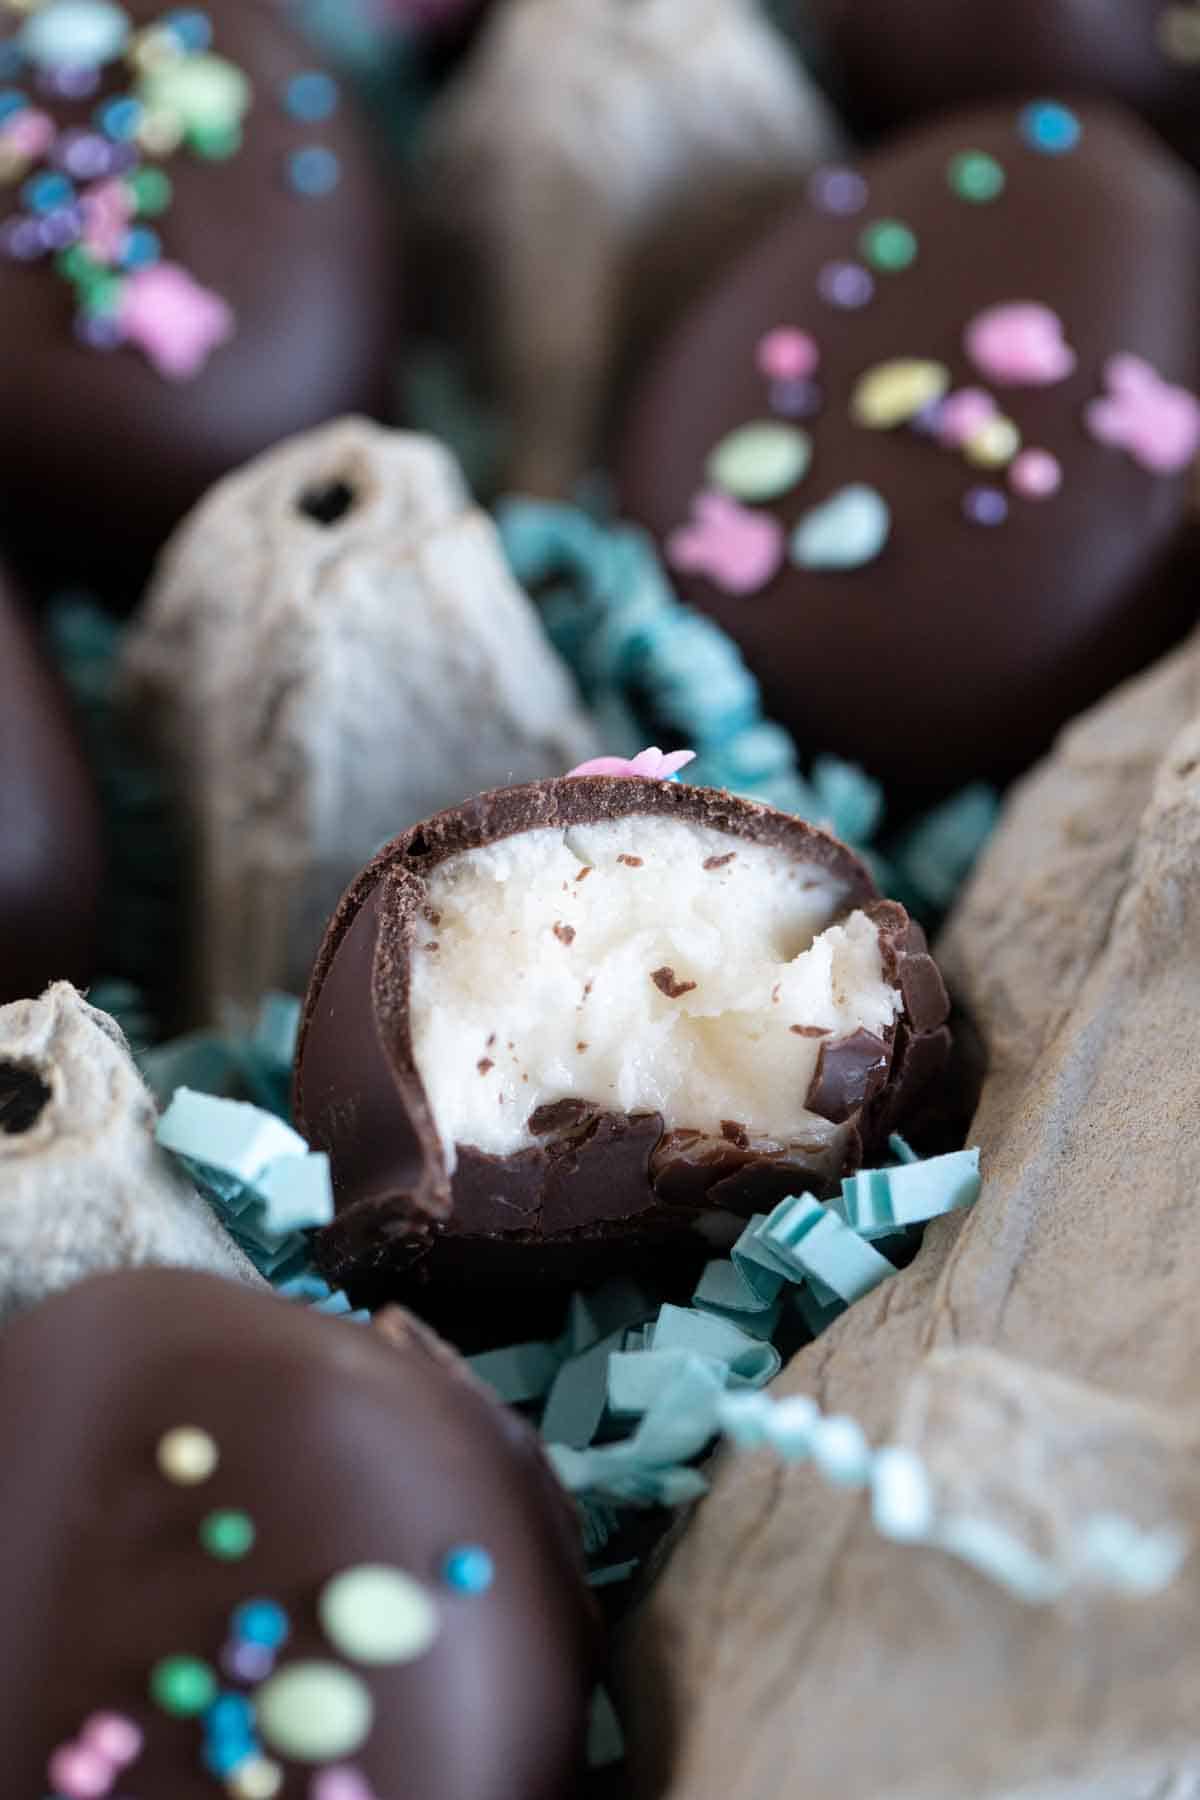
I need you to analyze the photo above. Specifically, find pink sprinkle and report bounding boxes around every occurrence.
[666,490,785,597]
[756,327,818,383]
[1008,448,1062,498]
[81,1715,143,1767]
[3,108,55,158]
[81,177,133,263]
[964,301,1077,387]
[311,1769,378,1800]
[46,1743,113,1800]
[118,262,235,381]
[1084,352,1200,474]
[567,747,697,781]
[936,387,997,448]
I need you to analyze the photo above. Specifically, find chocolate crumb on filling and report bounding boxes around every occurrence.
[295,778,952,1291]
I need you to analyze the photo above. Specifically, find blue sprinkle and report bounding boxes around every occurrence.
[442,1544,495,1595]
[165,7,213,51]
[121,224,161,268]
[1019,100,1081,154]
[205,1692,256,1740]
[22,169,74,214]
[0,87,28,123]
[284,69,339,122]
[231,1598,290,1649]
[287,143,340,197]
[96,93,142,140]
[0,45,23,79]
[203,1735,255,1777]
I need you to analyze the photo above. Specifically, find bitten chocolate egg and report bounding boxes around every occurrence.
[294,772,951,1300]
[618,104,1200,802]
[806,0,1200,165]
[0,559,102,1001]
[0,0,396,594]
[3,1268,595,1799]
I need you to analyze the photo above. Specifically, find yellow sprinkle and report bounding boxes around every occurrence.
[226,1758,283,1800]
[156,1425,218,1486]
[850,359,950,430]
[136,106,185,155]
[965,415,1022,468]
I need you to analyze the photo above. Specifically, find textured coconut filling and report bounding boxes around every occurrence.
[409,817,901,1169]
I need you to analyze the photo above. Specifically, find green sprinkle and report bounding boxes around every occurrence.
[859,219,918,272]
[150,1654,217,1717]
[190,123,242,160]
[127,165,172,216]
[56,244,100,287]
[81,273,125,317]
[705,421,811,503]
[948,150,1006,202]
[200,1508,256,1560]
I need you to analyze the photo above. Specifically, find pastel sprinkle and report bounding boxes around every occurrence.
[288,145,340,196]
[221,1640,276,1684]
[769,376,822,419]
[257,1663,374,1762]
[311,1770,378,1800]
[817,260,874,309]
[948,149,1005,202]
[1019,99,1081,154]
[96,95,143,140]
[232,1599,291,1648]
[1009,448,1062,498]
[0,90,27,124]
[80,1713,143,1764]
[138,53,251,145]
[808,165,868,214]
[118,261,234,379]
[706,420,811,501]
[568,748,696,782]
[666,491,785,595]
[756,326,818,384]
[1085,352,1200,473]
[284,71,339,122]
[165,7,214,52]
[962,485,1009,526]
[936,387,997,448]
[965,301,1076,386]
[227,1757,285,1800]
[791,485,891,571]
[850,359,950,430]
[318,1564,440,1666]
[200,1509,257,1560]
[23,170,73,214]
[964,415,1021,468]
[442,1544,495,1593]
[46,1743,111,1799]
[859,218,917,272]
[150,1654,218,1717]
[19,0,132,71]
[127,165,171,215]
[156,1425,218,1484]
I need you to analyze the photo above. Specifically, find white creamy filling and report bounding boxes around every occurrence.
[408,817,901,1168]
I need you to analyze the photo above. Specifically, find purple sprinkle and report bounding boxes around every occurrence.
[54,127,118,180]
[769,375,823,419]
[38,64,101,99]
[817,260,874,309]
[75,310,125,349]
[0,215,46,260]
[37,203,83,250]
[963,485,1009,526]
[910,398,945,436]
[221,1639,275,1684]
[808,166,869,215]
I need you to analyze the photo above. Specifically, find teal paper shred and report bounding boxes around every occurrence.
[586,1686,626,1770]
[154,1087,368,1320]
[889,783,1001,914]
[140,992,300,1117]
[837,1146,981,1238]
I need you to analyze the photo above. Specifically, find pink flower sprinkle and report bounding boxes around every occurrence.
[567,747,697,781]
[81,1714,143,1767]
[46,1743,113,1800]
[936,387,997,448]
[1084,353,1200,474]
[1008,448,1062,498]
[311,1768,379,1800]
[964,301,1077,387]
[118,262,235,381]
[666,490,785,596]
[756,327,819,383]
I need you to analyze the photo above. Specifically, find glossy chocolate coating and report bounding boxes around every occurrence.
[0,559,102,1001]
[618,104,1200,802]
[294,776,951,1299]
[0,0,397,598]
[807,0,1200,163]
[1,1268,594,1799]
